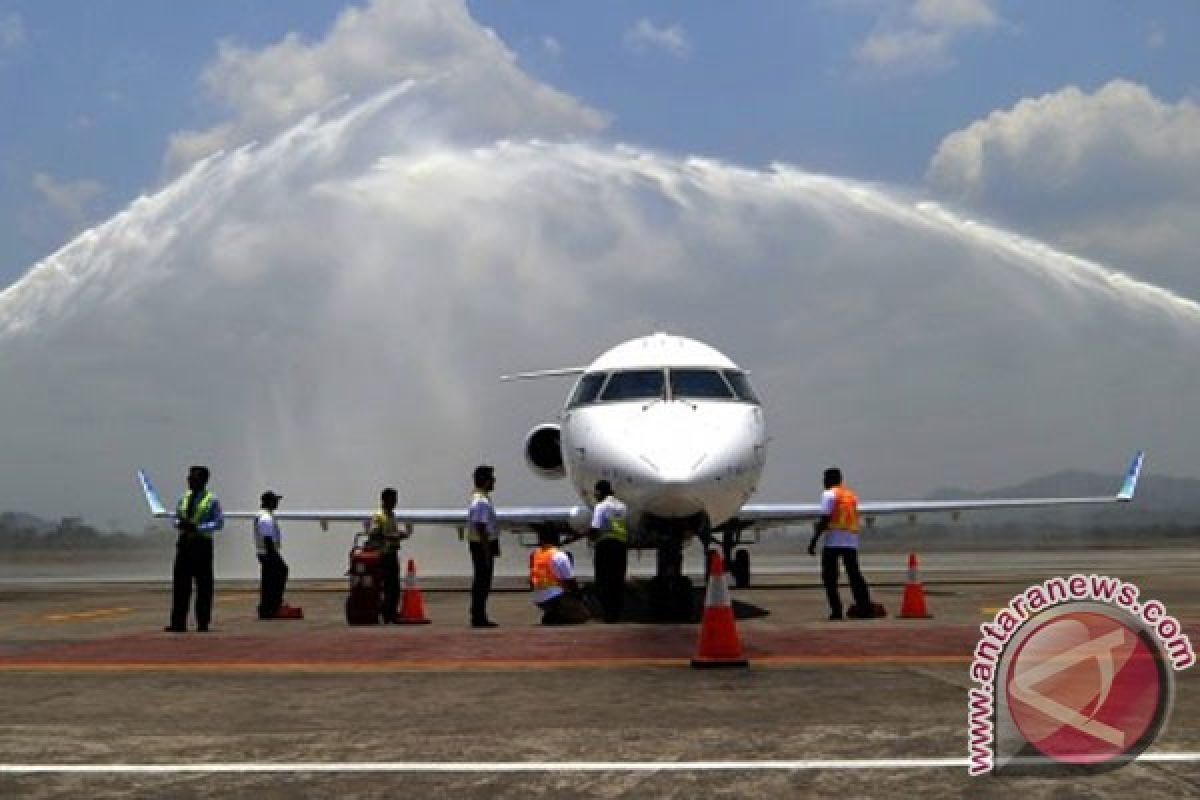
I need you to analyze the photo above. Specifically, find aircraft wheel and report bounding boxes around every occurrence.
[732,548,751,589]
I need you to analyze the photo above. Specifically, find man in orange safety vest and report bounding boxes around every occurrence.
[808,467,875,620]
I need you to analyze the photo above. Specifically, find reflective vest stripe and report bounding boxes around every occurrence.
[595,499,628,544]
[177,491,215,526]
[530,547,561,591]
[829,486,861,533]
[371,512,401,540]
[467,492,495,543]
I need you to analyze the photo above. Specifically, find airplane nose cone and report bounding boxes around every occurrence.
[622,404,721,515]
[631,406,712,481]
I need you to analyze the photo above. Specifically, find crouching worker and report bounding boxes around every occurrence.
[530,528,589,625]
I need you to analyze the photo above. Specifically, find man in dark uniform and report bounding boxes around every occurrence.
[166,465,224,632]
[467,465,500,627]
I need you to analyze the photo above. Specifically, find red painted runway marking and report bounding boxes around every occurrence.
[2,623,1189,672]
[0,654,972,673]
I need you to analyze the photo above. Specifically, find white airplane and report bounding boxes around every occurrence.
[139,332,1144,614]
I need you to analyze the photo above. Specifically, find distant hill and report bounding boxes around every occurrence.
[3,468,1198,552]
[0,511,57,535]
[755,469,1200,552]
[925,470,1200,526]
[0,512,169,551]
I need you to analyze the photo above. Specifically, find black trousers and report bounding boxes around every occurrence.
[257,551,289,618]
[469,541,495,623]
[380,550,400,623]
[821,546,871,617]
[538,593,589,625]
[171,535,214,630]
[593,538,628,623]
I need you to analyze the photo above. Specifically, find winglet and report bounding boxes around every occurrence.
[137,469,170,517]
[1117,451,1145,502]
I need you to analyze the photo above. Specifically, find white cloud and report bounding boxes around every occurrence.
[542,36,562,58]
[2,4,1197,581]
[912,0,998,30]
[0,12,25,51]
[623,19,690,59]
[31,172,104,226]
[853,0,1000,72]
[4,81,1200,574]
[927,80,1200,298]
[165,0,605,171]
[856,29,949,70]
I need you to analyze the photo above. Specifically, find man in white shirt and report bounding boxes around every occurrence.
[588,480,629,623]
[808,467,874,620]
[254,490,292,620]
[467,465,500,628]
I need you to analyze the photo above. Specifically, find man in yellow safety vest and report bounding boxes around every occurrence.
[166,465,224,632]
[587,480,628,623]
[367,487,409,624]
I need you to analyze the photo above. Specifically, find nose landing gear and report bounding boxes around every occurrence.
[649,540,695,621]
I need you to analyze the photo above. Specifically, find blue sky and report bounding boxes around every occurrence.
[3,2,1197,289]
[2,1,1200,532]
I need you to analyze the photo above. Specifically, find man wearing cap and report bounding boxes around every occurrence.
[254,490,290,620]
[166,465,224,632]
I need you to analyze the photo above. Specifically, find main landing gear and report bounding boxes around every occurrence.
[717,525,752,589]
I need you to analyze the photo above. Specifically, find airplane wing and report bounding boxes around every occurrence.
[137,470,586,532]
[733,451,1144,529]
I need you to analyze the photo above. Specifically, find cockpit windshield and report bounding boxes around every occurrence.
[568,367,761,407]
[599,370,666,402]
[723,370,760,404]
[567,373,607,409]
[670,368,735,400]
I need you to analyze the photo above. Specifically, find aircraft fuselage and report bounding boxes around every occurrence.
[544,333,768,546]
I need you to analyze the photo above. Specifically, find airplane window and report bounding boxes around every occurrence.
[600,370,665,402]
[568,373,607,408]
[669,369,735,400]
[723,371,761,404]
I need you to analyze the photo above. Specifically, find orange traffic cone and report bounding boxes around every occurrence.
[691,550,748,668]
[397,558,431,624]
[898,552,932,618]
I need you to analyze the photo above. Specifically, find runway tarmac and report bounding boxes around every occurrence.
[1,548,1197,798]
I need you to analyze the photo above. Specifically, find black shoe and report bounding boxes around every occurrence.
[471,619,498,628]
[828,613,844,621]
[197,625,210,632]
[163,625,187,633]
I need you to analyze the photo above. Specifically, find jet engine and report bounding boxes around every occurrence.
[524,424,565,479]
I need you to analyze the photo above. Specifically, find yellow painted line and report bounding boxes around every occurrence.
[0,654,971,673]
[980,606,1003,615]
[41,608,134,623]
